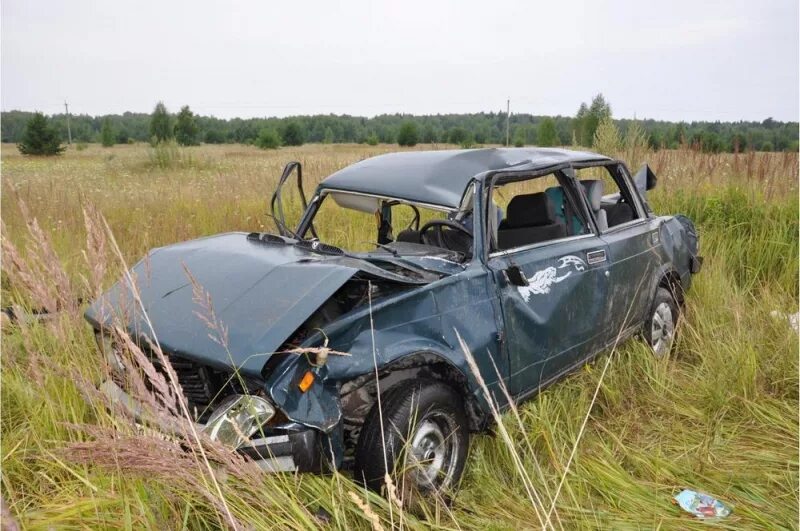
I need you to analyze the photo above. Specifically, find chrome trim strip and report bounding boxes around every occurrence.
[489,233,596,258]
[249,435,290,446]
[255,456,297,473]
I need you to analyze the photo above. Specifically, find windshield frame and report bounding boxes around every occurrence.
[295,187,478,259]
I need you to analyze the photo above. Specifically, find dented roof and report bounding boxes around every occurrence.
[319,147,612,209]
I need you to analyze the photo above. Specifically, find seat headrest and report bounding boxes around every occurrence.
[504,192,556,229]
[581,180,604,211]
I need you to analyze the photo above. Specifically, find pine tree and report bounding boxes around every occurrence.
[149,102,172,143]
[100,117,115,147]
[17,112,65,155]
[174,105,199,146]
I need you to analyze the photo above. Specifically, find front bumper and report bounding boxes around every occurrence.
[100,379,323,473]
[690,255,704,274]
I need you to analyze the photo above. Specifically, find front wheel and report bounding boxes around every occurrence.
[353,380,469,496]
[644,287,680,356]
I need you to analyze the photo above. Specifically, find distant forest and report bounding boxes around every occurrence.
[2,107,797,153]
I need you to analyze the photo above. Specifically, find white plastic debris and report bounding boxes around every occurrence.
[770,310,799,334]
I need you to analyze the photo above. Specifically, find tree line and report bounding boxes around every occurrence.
[4,95,798,155]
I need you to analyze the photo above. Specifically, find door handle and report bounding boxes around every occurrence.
[586,249,607,264]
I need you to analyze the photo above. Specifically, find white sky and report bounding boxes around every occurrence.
[2,0,798,121]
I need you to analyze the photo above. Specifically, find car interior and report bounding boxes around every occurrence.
[491,166,641,252]
[308,165,642,259]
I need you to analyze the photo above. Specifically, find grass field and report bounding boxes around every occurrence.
[1,142,798,530]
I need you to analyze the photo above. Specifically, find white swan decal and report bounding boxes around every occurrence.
[516,255,587,301]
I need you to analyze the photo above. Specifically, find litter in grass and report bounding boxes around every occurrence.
[674,489,731,519]
[769,310,799,335]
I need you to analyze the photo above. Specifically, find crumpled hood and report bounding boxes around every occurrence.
[85,232,422,378]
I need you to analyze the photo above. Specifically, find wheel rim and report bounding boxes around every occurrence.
[650,302,675,356]
[408,411,459,491]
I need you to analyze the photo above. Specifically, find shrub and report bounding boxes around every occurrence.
[513,127,526,147]
[17,112,65,155]
[448,127,470,145]
[256,129,281,150]
[623,120,650,169]
[148,140,180,169]
[75,142,88,151]
[204,130,225,144]
[397,121,419,147]
[281,121,305,146]
[537,118,558,147]
[593,116,621,154]
[365,133,379,146]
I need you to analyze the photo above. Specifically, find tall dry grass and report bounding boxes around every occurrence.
[1,142,797,529]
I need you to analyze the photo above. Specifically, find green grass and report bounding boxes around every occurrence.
[1,143,797,529]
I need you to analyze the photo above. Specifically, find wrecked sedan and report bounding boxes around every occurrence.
[86,147,702,493]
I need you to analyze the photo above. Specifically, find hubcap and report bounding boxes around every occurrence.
[650,302,674,356]
[408,412,459,490]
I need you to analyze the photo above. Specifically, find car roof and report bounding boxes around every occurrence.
[318,147,612,209]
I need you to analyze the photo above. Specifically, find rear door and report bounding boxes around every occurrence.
[579,164,660,341]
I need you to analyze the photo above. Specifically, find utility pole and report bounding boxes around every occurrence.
[64,101,72,144]
[505,98,510,147]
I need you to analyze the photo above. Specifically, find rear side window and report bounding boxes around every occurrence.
[574,165,641,230]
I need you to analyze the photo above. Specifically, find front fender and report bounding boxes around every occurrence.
[267,357,341,433]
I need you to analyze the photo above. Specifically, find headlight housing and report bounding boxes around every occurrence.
[202,394,275,448]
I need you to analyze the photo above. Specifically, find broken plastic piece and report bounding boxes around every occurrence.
[674,489,731,519]
[770,310,799,335]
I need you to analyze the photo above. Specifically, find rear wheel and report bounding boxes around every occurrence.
[353,379,469,496]
[644,287,679,356]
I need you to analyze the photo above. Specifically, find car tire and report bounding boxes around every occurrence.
[644,286,680,356]
[353,379,469,496]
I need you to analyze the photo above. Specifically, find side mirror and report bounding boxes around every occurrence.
[504,265,529,287]
[633,164,657,192]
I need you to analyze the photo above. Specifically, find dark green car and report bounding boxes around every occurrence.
[86,147,701,494]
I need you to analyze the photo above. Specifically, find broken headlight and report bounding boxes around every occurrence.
[95,332,125,373]
[202,394,275,448]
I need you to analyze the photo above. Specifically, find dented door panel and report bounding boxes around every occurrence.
[488,236,610,396]
[600,219,661,337]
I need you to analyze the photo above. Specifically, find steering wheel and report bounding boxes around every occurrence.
[419,219,473,250]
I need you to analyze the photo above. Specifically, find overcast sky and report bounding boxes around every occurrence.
[2,0,798,122]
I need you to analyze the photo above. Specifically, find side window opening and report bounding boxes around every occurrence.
[575,165,641,230]
[490,172,590,252]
